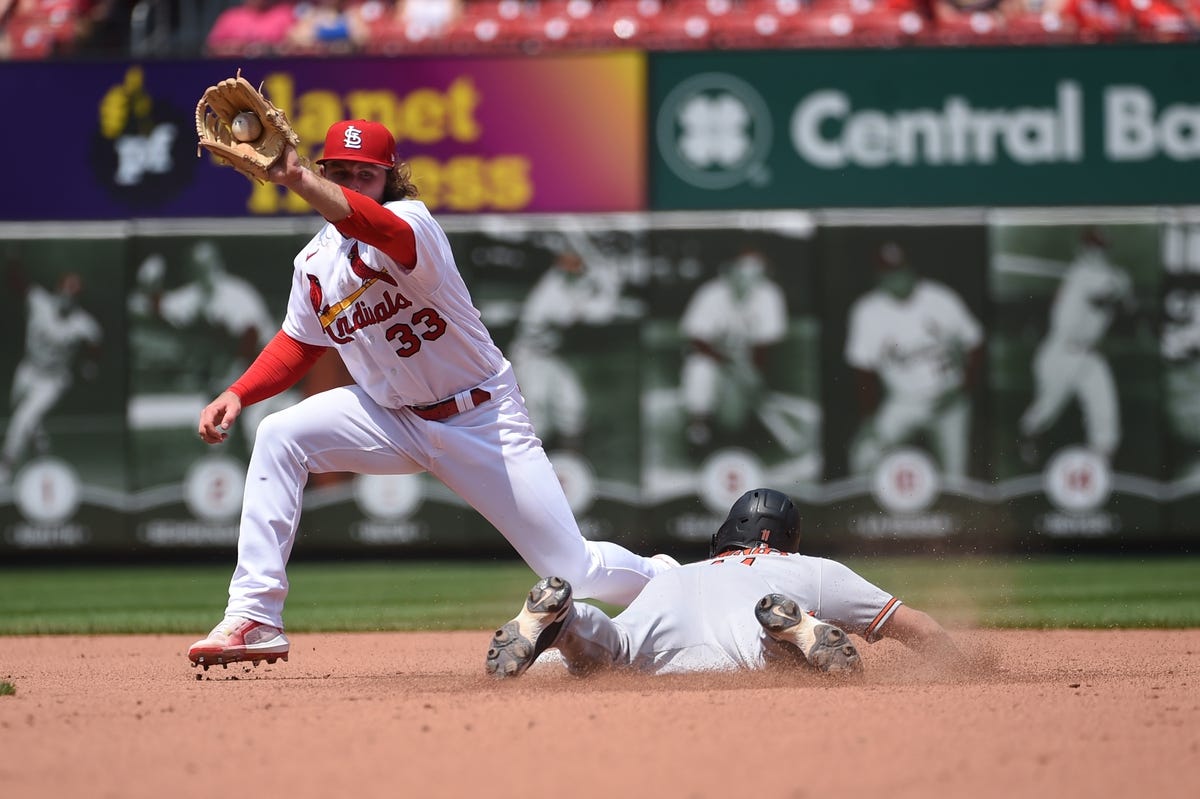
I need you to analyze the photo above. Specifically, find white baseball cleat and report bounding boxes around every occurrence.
[485,576,573,678]
[188,616,290,670]
[755,594,863,674]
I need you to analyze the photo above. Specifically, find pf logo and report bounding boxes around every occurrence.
[342,125,364,149]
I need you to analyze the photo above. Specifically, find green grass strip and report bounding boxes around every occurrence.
[0,555,1196,635]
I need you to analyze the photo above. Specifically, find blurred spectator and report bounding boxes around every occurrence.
[285,0,385,52]
[988,0,1082,41]
[74,0,131,55]
[1,0,121,58]
[930,0,1082,41]
[1054,0,1133,39]
[928,0,1011,38]
[393,0,461,39]
[0,0,1194,61]
[205,0,297,57]
[1119,0,1193,39]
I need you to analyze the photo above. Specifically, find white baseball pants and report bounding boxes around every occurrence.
[225,367,667,627]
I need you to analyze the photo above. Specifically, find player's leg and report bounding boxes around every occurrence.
[680,353,720,448]
[850,395,922,474]
[225,384,424,625]
[1019,343,1077,437]
[431,389,672,606]
[550,601,635,675]
[509,347,555,440]
[549,356,588,449]
[487,574,684,677]
[755,594,863,674]
[1076,354,1121,457]
[190,385,424,669]
[931,393,970,477]
[486,576,576,678]
[848,418,883,475]
[754,393,820,455]
[1,370,66,466]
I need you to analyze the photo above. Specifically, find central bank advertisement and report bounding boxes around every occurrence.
[651,44,1200,209]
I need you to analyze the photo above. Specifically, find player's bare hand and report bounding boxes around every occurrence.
[266,145,306,189]
[198,390,242,444]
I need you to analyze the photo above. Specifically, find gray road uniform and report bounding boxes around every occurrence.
[553,547,901,675]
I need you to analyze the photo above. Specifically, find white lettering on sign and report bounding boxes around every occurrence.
[790,82,1084,168]
[1105,86,1200,162]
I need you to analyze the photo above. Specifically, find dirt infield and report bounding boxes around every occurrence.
[1,628,1198,799]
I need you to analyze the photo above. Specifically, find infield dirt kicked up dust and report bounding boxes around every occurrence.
[1,629,1197,799]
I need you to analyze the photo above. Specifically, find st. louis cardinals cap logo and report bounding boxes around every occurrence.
[317,120,397,167]
[342,125,364,150]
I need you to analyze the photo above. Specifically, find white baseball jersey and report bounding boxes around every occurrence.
[282,200,505,408]
[21,286,102,376]
[159,272,275,350]
[222,198,670,627]
[845,279,982,401]
[680,276,787,355]
[1046,251,1132,349]
[508,264,619,439]
[515,264,621,351]
[555,548,901,675]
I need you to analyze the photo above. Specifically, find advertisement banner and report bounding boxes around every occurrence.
[125,231,308,550]
[815,224,999,551]
[454,219,648,550]
[0,53,646,220]
[637,214,821,560]
[988,219,1164,542]
[6,215,1199,555]
[123,227,507,554]
[1152,218,1200,540]
[651,45,1200,209]
[0,235,130,552]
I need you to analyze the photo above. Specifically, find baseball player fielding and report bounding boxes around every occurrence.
[186,116,675,670]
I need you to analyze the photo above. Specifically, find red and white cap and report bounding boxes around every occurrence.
[317,120,397,167]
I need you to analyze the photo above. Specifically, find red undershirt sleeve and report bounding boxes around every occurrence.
[332,187,418,269]
[228,330,328,407]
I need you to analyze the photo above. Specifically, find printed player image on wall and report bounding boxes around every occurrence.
[988,220,1163,538]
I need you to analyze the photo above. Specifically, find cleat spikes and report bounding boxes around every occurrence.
[485,577,574,679]
[187,616,290,670]
[755,593,864,675]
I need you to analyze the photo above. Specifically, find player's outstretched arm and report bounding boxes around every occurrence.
[267,145,352,223]
[198,390,242,444]
[882,604,964,667]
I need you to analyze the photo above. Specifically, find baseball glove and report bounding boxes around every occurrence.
[195,70,300,183]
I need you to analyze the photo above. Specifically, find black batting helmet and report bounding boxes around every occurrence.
[709,488,801,558]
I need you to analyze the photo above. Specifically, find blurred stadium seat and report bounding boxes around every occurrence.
[0,0,1197,60]
[2,16,59,58]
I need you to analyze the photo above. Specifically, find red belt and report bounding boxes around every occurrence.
[408,388,492,421]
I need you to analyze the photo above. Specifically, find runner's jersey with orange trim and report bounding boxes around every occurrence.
[602,549,901,674]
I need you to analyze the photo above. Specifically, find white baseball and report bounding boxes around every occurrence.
[231,112,263,142]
